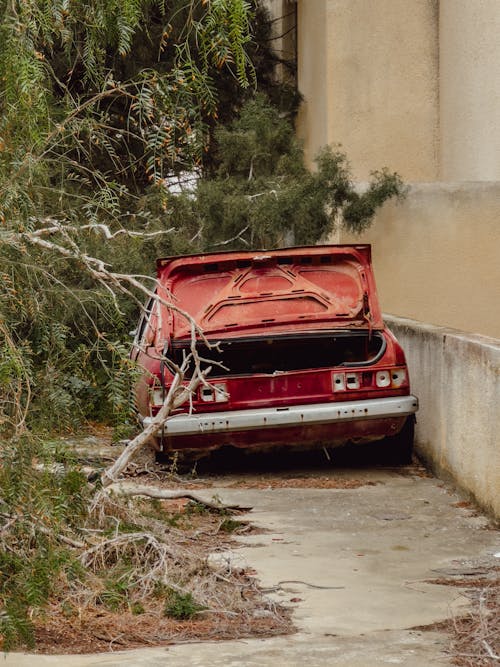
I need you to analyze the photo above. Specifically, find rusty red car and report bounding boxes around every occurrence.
[131,245,418,462]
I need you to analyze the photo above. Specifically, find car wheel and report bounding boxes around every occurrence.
[381,415,415,465]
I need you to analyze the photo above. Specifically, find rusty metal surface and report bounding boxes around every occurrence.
[158,245,383,340]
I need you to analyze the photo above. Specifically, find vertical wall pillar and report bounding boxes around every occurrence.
[439,1,500,181]
[296,0,329,168]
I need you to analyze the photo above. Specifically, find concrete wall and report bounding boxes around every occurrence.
[296,0,439,180]
[385,315,500,519]
[440,1,500,180]
[296,0,329,168]
[340,182,500,340]
[291,0,500,338]
[295,0,500,182]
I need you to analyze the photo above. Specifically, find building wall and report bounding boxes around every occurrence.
[295,0,329,168]
[340,183,500,340]
[296,0,439,181]
[439,1,500,180]
[295,0,500,183]
[291,0,500,339]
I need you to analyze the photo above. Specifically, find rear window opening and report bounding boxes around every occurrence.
[170,332,386,378]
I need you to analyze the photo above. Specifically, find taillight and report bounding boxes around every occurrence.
[346,372,360,389]
[199,382,229,403]
[390,368,407,388]
[200,386,214,402]
[376,368,407,388]
[151,387,164,406]
[333,367,408,392]
[333,372,361,392]
[375,370,391,388]
[333,373,346,391]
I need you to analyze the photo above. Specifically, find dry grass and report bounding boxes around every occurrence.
[224,476,379,490]
[422,568,499,666]
[450,583,499,666]
[17,493,293,654]
[33,585,292,654]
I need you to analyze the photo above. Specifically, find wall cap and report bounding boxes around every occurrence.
[383,313,500,350]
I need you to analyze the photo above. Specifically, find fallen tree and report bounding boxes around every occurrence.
[0,2,259,649]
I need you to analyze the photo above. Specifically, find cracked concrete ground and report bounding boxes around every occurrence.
[7,467,499,666]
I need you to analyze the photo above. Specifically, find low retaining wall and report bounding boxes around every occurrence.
[385,315,500,519]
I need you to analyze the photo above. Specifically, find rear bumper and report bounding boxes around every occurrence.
[144,395,418,437]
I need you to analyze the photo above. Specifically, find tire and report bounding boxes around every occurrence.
[381,415,415,465]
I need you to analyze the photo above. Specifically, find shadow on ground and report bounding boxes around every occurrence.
[161,440,418,477]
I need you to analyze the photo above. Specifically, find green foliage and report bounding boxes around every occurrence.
[0,604,36,651]
[0,243,139,433]
[0,1,259,263]
[0,1,257,435]
[165,95,405,250]
[0,435,90,649]
[0,4,404,653]
[131,601,145,615]
[343,169,406,233]
[0,12,295,646]
[0,0,256,218]
[219,517,243,533]
[186,500,210,516]
[163,590,206,620]
[0,432,217,648]
[99,571,134,611]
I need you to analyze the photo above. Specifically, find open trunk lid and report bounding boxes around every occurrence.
[157,245,383,340]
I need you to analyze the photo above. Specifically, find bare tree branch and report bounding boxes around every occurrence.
[102,482,249,511]
[211,224,250,247]
[29,218,175,240]
[2,223,221,481]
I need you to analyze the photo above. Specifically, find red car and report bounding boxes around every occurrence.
[131,245,418,462]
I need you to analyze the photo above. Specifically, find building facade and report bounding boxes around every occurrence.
[266,0,500,338]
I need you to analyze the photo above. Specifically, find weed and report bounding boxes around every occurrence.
[99,576,131,611]
[219,518,243,533]
[130,601,145,615]
[186,501,209,516]
[163,590,206,620]
[165,512,184,528]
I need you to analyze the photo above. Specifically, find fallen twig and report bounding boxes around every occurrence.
[101,481,251,511]
[262,580,344,593]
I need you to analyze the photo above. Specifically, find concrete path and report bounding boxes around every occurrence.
[7,468,499,665]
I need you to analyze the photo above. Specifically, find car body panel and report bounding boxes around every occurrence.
[156,245,383,341]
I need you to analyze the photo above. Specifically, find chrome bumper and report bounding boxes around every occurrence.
[144,396,418,437]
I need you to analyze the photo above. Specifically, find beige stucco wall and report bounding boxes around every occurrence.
[340,183,500,340]
[386,315,500,519]
[295,0,500,182]
[295,0,329,168]
[439,1,500,180]
[296,0,439,181]
[293,1,500,338]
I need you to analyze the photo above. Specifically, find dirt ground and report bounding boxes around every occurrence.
[21,431,500,663]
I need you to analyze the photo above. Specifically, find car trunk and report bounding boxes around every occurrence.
[170,331,386,378]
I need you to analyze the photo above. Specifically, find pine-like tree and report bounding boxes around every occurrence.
[162,95,405,251]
